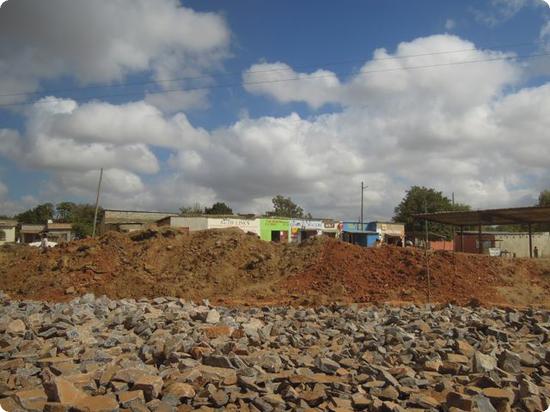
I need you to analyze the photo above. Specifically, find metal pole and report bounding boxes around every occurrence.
[424,200,431,304]
[529,223,533,258]
[452,192,456,275]
[360,182,364,230]
[92,168,104,238]
[478,224,482,254]
[460,226,464,252]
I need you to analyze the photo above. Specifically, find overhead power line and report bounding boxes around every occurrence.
[0,39,545,99]
[0,50,549,109]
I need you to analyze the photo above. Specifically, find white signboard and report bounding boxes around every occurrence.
[290,219,324,230]
[208,217,260,235]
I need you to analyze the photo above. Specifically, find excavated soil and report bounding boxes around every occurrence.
[0,227,548,307]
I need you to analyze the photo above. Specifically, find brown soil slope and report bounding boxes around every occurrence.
[0,227,548,306]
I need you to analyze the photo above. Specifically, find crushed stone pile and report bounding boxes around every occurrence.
[0,227,548,307]
[0,294,548,411]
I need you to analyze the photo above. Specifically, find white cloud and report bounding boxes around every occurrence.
[0,0,230,107]
[243,35,520,114]
[472,0,546,26]
[243,62,342,109]
[1,34,548,219]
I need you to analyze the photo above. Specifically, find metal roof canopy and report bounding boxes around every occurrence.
[415,206,550,226]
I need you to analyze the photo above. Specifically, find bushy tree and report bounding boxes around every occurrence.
[204,202,233,215]
[15,202,100,238]
[15,203,55,224]
[179,203,203,215]
[393,186,470,240]
[56,203,100,238]
[538,190,550,207]
[267,195,310,218]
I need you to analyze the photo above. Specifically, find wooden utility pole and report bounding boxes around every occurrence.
[360,182,367,229]
[424,200,431,304]
[92,168,104,238]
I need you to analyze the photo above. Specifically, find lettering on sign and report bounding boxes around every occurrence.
[220,218,253,226]
[290,219,324,230]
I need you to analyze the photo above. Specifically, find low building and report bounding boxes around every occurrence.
[341,222,379,247]
[290,219,323,242]
[260,217,290,242]
[46,223,73,242]
[20,222,74,243]
[0,220,17,245]
[321,220,340,238]
[454,231,550,257]
[367,221,405,244]
[159,215,260,236]
[20,224,45,243]
[101,209,178,233]
[454,232,496,254]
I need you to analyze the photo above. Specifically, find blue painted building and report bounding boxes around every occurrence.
[341,222,380,247]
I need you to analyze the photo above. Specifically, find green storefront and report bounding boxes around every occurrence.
[260,218,290,242]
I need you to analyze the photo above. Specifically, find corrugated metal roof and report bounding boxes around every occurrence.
[103,210,178,224]
[20,224,45,233]
[47,223,72,230]
[0,220,17,228]
[415,206,550,226]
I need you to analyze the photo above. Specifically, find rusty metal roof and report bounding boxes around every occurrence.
[415,206,550,226]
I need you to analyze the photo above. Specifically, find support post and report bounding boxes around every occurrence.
[424,201,431,304]
[478,224,482,254]
[460,226,464,252]
[529,223,533,259]
[92,168,104,238]
[360,181,363,230]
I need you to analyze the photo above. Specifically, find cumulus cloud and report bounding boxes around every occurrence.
[0,0,230,106]
[243,63,342,109]
[1,34,548,219]
[243,36,520,113]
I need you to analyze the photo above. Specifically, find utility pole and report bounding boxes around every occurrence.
[360,182,367,229]
[424,199,431,304]
[92,168,104,238]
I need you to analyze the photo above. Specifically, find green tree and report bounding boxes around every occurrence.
[535,189,550,231]
[393,186,470,240]
[267,195,309,218]
[538,190,550,207]
[56,201,77,222]
[60,203,100,238]
[179,203,203,215]
[16,203,55,224]
[204,202,233,215]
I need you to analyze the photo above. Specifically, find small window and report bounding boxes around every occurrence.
[0,230,5,241]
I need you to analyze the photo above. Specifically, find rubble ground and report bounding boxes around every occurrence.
[0,227,549,307]
[0,294,548,411]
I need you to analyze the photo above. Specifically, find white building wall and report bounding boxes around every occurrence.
[498,232,550,258]
[207,217,260,235]
[168,217,208,231]
[0,227,16,245]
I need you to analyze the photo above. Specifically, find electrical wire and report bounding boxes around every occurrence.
[0,39,545,99]
[0,50,549,108]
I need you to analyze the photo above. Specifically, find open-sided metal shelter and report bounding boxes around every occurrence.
[415,206,550,257]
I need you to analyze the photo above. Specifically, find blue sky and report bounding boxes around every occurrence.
[0,0,549,219]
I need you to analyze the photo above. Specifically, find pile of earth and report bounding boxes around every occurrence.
[0,227,548,307]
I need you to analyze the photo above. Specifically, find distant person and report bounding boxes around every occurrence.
[40,233,49,252]
[533,246,538,258]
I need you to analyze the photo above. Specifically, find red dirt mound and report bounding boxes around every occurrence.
[0,228,548,307]
[281,239,549,306]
